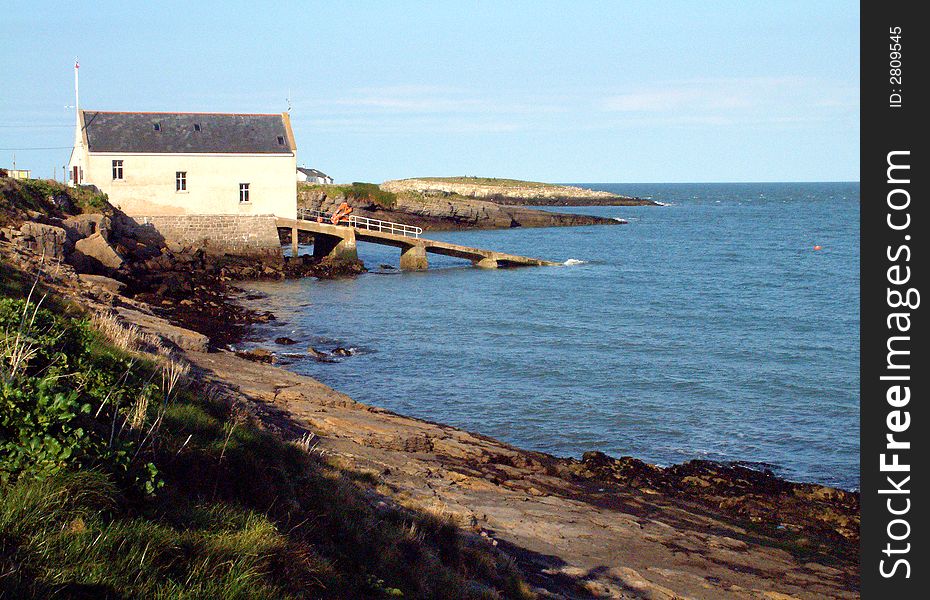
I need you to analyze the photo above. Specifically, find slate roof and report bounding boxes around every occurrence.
[81,111,294,154]
[297,167,331,178]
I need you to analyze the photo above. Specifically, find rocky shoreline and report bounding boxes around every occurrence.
[2,180,858,598]
[3,240,861,597]
[190,344,860,599]
[203,286,859,598]
[236,324,860,558]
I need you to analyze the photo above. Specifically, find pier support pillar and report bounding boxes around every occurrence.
[313,229,358,262]
[474,256,499,269]
[291,226,299,258]
[400,243,428,271]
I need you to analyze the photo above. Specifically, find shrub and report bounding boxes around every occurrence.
[348,182,397,209]
[0,298,161,493]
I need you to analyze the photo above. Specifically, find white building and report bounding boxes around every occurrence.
[3,168,31,180]
[68,110,298,219]
[296,167,333,184]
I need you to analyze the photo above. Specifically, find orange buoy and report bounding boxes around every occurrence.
[813,245,823,251]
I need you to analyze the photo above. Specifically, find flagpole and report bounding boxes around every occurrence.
[74,58,79,126]
[72,59,81,185]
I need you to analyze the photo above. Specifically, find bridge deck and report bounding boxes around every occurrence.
[276,217,558,268]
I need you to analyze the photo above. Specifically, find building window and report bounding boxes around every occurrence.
[277,136,285,145]
[239,183,250,203]
[112,160,123,180]
[153,123,160,131]
[194,123,201,132]
[176,171,186,192]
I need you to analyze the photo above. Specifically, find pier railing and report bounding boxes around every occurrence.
[297,208,423,239]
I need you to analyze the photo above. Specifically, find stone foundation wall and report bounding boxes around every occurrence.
[131,215,283,259]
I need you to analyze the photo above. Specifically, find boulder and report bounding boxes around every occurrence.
[63,213,111,242]
[235,348,276,364]
[17,222,68,260]
[275,337,298,345]
[307,347,335,362]
[72,232,125,273]
[331,347,353,356]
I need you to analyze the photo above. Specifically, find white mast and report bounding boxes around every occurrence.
[73,59,81,148]
[70,59,83,185]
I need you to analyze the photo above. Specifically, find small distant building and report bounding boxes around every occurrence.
[2,168,31,180]
[69,111,298,218]
[297,167,333,184]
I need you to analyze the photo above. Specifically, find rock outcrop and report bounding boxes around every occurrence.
[382,178,657,206]
[298,186,623,231]
[15,221,69,260]
[63,213,112,242]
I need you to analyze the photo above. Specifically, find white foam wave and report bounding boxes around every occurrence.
[563,258,587,266]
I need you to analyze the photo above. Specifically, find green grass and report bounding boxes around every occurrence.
[0,473,291,599]
[0,178,111,227]
[0,263,532,599]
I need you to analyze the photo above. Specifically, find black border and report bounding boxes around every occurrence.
[861,2,925,596]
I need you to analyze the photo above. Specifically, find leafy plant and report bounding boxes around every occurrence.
[0,380,89,482]
[0,298,161,492]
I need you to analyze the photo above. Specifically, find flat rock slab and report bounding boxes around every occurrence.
[182,349,859,600]
[78,274,126,295]
[116,307,209,352]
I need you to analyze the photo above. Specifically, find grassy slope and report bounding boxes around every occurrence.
[0,178,111,228]
[0,260,530,599]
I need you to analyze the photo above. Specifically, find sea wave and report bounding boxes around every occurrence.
[563,258,587,266]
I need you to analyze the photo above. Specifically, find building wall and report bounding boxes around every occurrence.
[131,214,283,260]
[82,152,297,219]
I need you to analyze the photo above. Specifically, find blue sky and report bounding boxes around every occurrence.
[1,1,859,183]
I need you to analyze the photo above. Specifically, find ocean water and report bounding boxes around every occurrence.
[242,182,860,489]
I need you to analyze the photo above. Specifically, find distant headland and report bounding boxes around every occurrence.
[382,176,658,206]
[298,177,656,232]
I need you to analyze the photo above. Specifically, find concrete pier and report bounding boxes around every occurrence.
[277,217,557,271]
[400,243,428,271]
[308,224,358,261]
